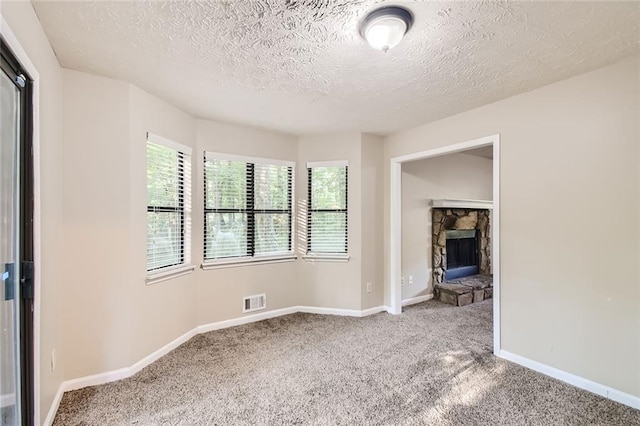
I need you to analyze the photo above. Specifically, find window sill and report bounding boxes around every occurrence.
[202,255,297,270]
[302,254,350,263]
[146,264,195,285]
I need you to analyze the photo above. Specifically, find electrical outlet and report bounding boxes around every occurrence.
[409,275,414,284]
[401,276,405,286]
[366,282,372,293]
[51,349,56,372]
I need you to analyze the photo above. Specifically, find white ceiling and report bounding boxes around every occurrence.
[32,1,639,135]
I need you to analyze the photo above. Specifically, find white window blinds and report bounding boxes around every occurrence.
[146,133,192,272]
[307,162,348,254]
[204,153,294,260]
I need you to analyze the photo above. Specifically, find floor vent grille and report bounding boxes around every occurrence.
[243,293,266,313]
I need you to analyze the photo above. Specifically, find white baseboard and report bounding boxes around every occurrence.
[62,367,130,393]
[299,305,389,317]
[497,350,640,410]
[298,306,361,316]
[0,393,15,408]
[43,386,64,426]
[130,329,198,378]
[196,307,298,334]
[402,294,433,307]
[607,387,640,410]
[360,305,389,316]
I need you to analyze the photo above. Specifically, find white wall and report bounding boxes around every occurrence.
[385,56,640,398]
[401,153,493,299]
[1,2,65,421]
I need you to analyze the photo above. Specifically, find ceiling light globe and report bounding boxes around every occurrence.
[360,6,413,53]
[364,16,407,52]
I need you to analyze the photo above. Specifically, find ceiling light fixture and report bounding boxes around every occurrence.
[360,6,413,53]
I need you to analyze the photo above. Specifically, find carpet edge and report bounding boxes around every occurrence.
[497,350,640,410]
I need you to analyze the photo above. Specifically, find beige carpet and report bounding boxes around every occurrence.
[54,300,640,425]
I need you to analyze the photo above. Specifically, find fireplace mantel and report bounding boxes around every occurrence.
[430,199,493,210]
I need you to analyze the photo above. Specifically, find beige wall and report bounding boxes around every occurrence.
[62,70,132,378]
[296,134,363,309]
[61,71,201,378]
[401,154,493,299]
[60,72,303,377]
[1,1,65,421]
[361,134,384,310]
[195,119,300,324]
[127,85,198,363]
[59,72,386,384]
[385,56,640,397]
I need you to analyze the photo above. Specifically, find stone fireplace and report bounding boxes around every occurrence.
[432,201,492,285]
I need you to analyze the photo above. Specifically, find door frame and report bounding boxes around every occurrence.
[1,15,42,424]
[388,134,501,354]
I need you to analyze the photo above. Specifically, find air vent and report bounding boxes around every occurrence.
[243,293,266,313]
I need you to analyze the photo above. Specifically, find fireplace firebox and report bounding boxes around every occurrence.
[444,229,479,280]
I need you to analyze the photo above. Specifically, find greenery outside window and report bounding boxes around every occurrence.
[306,161,348,258]
[146,133,192,278]
[203,152,294,267]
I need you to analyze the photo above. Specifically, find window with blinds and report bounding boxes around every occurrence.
[146,134,192,272]
[307,162,348,254]
[204,152,294,262]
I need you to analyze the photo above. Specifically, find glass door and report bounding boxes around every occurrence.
[0,38,34,426]
[0,50,22,426]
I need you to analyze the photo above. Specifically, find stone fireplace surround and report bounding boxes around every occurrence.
[431,200,492,285]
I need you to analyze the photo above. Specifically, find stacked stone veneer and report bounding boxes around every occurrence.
[432,208,491,284]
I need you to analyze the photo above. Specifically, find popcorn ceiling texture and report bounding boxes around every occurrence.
[33,0,640,134]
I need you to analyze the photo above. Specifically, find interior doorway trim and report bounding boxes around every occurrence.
[1,15,43,424]
[389,134,501,354]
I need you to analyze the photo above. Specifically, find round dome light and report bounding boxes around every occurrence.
[360,6,413,52]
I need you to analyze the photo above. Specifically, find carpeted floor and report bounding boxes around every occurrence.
[53,300,640,425]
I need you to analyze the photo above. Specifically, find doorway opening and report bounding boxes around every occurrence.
[389,135,500,354]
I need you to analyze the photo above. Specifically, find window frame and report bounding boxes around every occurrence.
[146,133,194,283]
[304,160,350,262]
[202,152,296,269]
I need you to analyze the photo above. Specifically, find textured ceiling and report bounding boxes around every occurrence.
[32,0,639,135]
